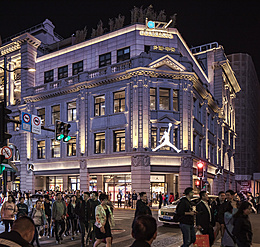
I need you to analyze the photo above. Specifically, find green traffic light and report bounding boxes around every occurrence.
[57,134,64,140]
[0,165,5,174]
[64,136,71,142]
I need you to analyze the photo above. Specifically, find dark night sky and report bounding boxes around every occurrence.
[1,0,260,78]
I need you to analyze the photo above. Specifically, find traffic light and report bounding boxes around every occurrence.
[0,155,6,175]
[63,123,71,142]
[197,161,204,178]
[195,180,200,189]
[0,102,12,145]
[201,180,206,190]
[55,120,64,141]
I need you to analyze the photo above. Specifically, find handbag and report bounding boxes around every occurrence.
[194,230,210,247]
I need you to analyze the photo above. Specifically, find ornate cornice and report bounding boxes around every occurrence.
[0,33,41,56]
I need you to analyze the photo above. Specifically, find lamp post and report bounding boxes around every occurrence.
[0,55,35,194]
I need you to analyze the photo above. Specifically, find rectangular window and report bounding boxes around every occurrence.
[173,90,179,111]
[114,130,125,152]
[72,61,83,75]
[51,105,60,124]
[114,90,125,113]
[67,102,77,122]
[117,47,130,63]
[13,116,20,131]
[173,128,178,146]
[150,88,156,110]
[95,133,105,154]
[67,137,76,156]
[160,127,170,150]
[37,108,45,126]
[37,141,45,159]
[99,52,111,68]
[51,139,60,158]
[159,88,170,110]
[95,95,105,116]
[58,65,68,79]
[44,70,54,83]
[151,127,157,149]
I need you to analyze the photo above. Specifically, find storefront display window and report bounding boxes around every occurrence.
[47,176,63,191]
[69,176,80,191]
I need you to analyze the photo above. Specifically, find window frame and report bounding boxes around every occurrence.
[67,102,77,122]
[51,105,60,125]
[159,88,170,110]
[113,90,125,113]
[37,140,46,159]
[114,130,125,152]
[99,52,111,68]
[94,132,106,154]
[67,137,77,156]
[94,95,105,117]
[44,69,54,83]
[51,139,60,158]
[72,61,83,75]
[173,90,179,111]
[150,87,157,110]
[37,108,45,126]
[58,65,68,79]
[117,47,130,63]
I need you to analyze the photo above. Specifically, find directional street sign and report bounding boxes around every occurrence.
[32,115,41,135]
[22,112,31,132]
[0,146,12,160]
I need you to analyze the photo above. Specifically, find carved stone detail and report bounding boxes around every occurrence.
[132,155,150,167]
[80,159,87,170]
[181,157,193,168]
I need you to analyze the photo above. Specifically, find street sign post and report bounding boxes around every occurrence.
[32,115,41,135]
[21,112,31,132]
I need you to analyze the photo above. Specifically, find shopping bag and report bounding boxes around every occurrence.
[193,234,210,247]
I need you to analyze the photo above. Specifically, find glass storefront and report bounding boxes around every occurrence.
[46,176,63,191]
[103,174,131,202]
[69,176,80,191]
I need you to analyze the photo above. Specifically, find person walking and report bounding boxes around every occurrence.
[43,195,52,238]
[30,200,47,247]
[132,190,137,209]
[255,193,260,214]
[169,193,174,204]
[75,192,90,247]
[134,192,152,219]
[1,195,17,232]
[176,187,196,247]
[94,193,114,247]
[52,193,67,244]
[158,192,163,209]
[117,192,122,208]
[65,196,71,236]
[68,195,77,240]
[24,193,33,214]
[232,201,253,247]
[196,191,215,246]
[16,197,28,219]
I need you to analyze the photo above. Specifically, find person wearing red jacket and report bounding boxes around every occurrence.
[169,193,174,204]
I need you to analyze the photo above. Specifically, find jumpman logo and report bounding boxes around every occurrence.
[152,123,181,153]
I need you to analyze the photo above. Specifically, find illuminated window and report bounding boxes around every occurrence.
[95,133,105,154]
[13,116,20,131]
[150,88,156,110]
[58,65,68,79]
[159,88,170,110]
[95,95,105,116]
[114,91,125,113]
[160,127,170,150]
[37,108,45,126]
[51,105,60,124]
[44,70,53,83]
[117,47,130,63]
[67,102,77,122]
[67,137,76,156]
[151,127,157,149]
[72,61,83,75]
[99,52,111,67]
[51,139,60,158]
[37,141,45,159]
[114,130,125,152]
[173,90,179,111]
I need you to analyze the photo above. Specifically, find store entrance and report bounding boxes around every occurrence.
[104,174,131,202]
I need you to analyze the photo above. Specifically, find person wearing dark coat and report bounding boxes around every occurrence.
[196,191,215,246]
[232,201,253,247]
[134,192,152,218]
[130,215,157,247]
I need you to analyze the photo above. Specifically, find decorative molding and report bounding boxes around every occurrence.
[148,55,186,71]
[132,155,150,167]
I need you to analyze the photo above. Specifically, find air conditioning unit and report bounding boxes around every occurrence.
[27,164,34,171]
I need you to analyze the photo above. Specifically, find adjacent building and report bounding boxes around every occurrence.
[0,19,240,199]
[228,53,260,194]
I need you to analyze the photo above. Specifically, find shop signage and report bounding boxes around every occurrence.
[152,45,176,52]
[139,30,173,39]
[151,175,165,182]
[152,123,181,153]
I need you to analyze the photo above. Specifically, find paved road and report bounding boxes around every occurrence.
[0,209,259,246]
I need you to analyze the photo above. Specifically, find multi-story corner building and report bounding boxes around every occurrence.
[0,19,240,199]
[228,53,260,193]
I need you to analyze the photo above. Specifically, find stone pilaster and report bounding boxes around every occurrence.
[96,175,103,192]
[131,155,150,199]
[80,159,89,192]
[179,157,193,195]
